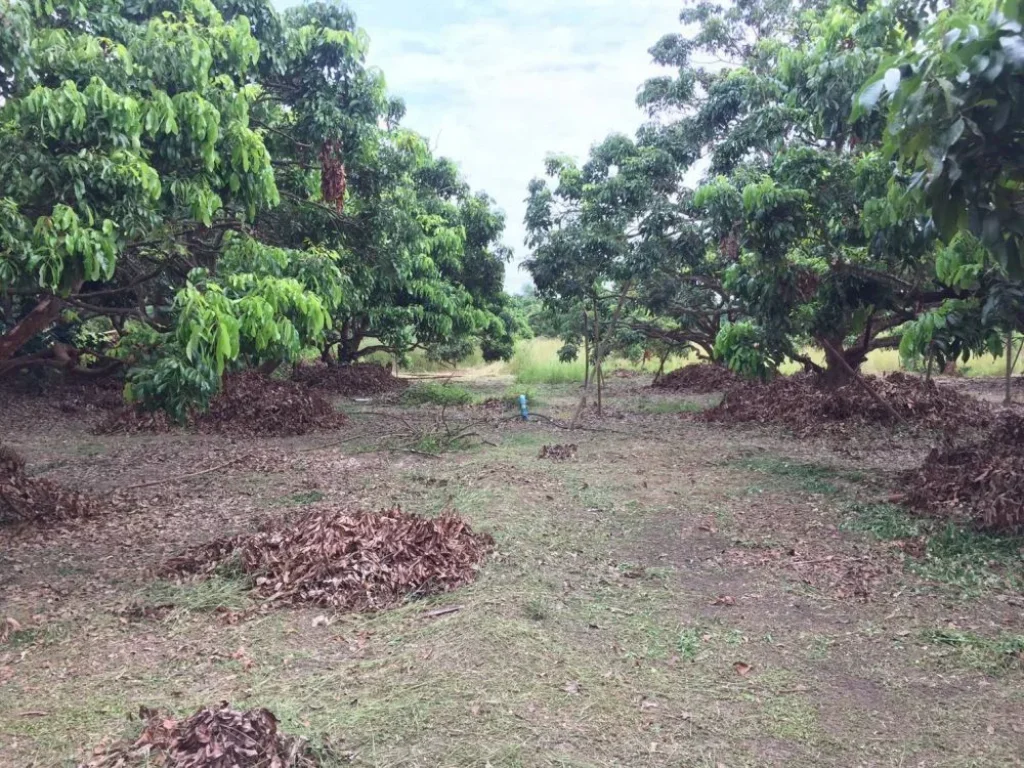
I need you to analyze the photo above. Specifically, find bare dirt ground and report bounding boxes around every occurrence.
[2,377,1023,767]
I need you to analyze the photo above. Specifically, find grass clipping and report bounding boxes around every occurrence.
[0,443,106,526]
[900,414,1024,533]
[703,372,991,436]
[83,703,323,768]
[164,507,493,610]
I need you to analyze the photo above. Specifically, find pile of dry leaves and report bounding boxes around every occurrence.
[292,362,408,397]
[703,372,991,436]
[82,703,323,768]
[0,443,108,526]
[900,413,1024,533]
[539,444,578,461]
[164,506,493,611]
[654,363,739,393]
[98,371,346,437]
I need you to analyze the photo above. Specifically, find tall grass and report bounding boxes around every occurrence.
[508,338,588,384]
[365,336,1022,382]
[777,346,1021,377]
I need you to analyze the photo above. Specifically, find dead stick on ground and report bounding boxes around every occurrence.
[422,605,463,619]
[119,455,250,491]
[818,338,906,425]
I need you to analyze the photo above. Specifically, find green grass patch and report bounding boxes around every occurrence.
[843,503,1024,595]
[140,574,252,614]
[289,490,325,505]
[400,382,476,406]
[921,628,1024,673]
[734,456,862,496]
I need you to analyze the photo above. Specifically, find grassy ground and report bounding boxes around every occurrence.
[388,336,1024,385]
[2,377,1023,767]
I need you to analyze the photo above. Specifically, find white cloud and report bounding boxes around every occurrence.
[339,0,684,293]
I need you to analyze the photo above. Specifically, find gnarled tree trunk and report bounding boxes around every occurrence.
[818,336,867,388]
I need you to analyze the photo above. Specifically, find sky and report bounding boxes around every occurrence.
[275,0,685,294]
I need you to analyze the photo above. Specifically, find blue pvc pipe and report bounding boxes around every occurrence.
[519,394,529,421]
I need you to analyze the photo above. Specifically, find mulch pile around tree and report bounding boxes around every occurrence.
[0,443,107,526]
[292,362,408,397]
[98,371,346,437]
[653,363,740,393]
[81,703,324,768]
[702,372,992,436]
[163,506,493,611]
[900,413,1024,533]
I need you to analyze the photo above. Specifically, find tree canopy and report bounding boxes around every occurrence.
[0,0,516,417]
[524,0,1022,386]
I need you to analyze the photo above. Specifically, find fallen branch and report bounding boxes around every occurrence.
[422,605,463,619]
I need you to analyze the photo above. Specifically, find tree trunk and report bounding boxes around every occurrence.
[581,308,590,390]
[818,337,866,387]
[654,351,669,385]
[593,299,602,417]
[819,336,905,424]
[259,359,282,377]
[1005,329,1014,405]
[338,332,363,365]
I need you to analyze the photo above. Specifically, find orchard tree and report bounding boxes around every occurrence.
[641,0,951,383]
[0,0,517,417]
[525,133,727,403]
[868,0,1024,399]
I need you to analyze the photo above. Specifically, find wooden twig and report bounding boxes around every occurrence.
[119,455,250,491]
[422,605,463,619]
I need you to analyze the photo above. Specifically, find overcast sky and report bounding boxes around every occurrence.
[275,0,684,294]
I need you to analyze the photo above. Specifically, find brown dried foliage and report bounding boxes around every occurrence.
[319,140,346,213]
[98,372,346,437]
[0,443,106,526]
[653,364,739,394]
[82,703,321,768]
[703,372,992,436]
[292,362,407,397]
[164,507,493,611]
[900,414,1024,533]
[539,444,578,461]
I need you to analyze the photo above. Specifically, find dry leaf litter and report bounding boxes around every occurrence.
[292,362,407,397]
[0,443,110,525]
[702,372,992,436]
[81,702,325,768]
[98,371,346,437]
[164,506,492,610]
[653,363,740,393]
[900,412,1024,532]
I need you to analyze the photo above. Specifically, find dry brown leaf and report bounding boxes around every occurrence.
[712,595,736,606]
[162,507,492,612]
[733,662,752,677]
[81,703,322,768]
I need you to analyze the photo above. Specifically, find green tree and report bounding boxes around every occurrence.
[0,0,516,416]
[642,0,949,383]
[866,0,1024,397]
